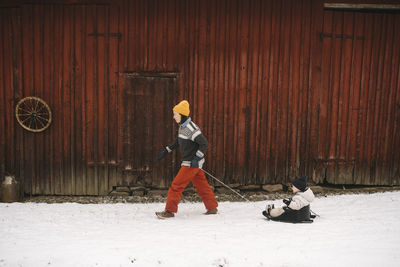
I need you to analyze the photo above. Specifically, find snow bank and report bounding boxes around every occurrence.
[1,192,399,267]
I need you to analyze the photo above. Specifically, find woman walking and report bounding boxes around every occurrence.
[155,100,218,219]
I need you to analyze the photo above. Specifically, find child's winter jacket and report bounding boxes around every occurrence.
[287,188,315,210]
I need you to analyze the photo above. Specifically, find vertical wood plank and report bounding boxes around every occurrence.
[73,5,83,195]
[85,6,96,194]
[348,12,364,185]
[107,4,120,192]
[0,9,6,178]
[388,14,400,185]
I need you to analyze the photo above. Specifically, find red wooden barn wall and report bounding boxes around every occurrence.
[0,0,399,196]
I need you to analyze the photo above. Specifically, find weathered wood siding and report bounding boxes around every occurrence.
[0,0,399,195]
[317,8,400,185]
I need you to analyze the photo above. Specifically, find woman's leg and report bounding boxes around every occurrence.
[165,166,195,213]
[192,169,218,211]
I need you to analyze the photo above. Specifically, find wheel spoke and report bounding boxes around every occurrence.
[36,118,45,128]
[34,99,39,112]
[19,107,32,115]
[31,99,37,112]
[28,99,35,112]
[21,116,31,123]
[33,117,38,129]
[35,117,42,129]
[36,116,49,124]
[36,103,46,113]
[20,104,30,113]
[18,116,29,122]
[18,112,33,116]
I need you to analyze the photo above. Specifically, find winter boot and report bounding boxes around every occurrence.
[266,204,274,213]
[204,208,218,215]
[262,210,273,219]
[155,210,174,219]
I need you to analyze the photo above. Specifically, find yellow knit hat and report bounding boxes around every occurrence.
[173,100,190,116]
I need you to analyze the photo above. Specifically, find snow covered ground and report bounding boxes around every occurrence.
[1,191,400,267]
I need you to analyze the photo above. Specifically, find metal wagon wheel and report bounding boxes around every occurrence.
[15,96,52,133]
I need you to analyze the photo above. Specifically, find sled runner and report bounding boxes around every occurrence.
[262,205,315,223]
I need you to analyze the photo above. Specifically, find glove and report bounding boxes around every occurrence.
[157,149,168,161]
[283,198,291,206]
[190,156,202,168]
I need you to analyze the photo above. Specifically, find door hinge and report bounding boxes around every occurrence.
[320,32,364,42]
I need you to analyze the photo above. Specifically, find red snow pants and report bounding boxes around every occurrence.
[165,166,218,213]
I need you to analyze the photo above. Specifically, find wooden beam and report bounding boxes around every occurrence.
[324,3,400,10]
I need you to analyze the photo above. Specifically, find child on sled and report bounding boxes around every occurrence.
[263,176,315,222]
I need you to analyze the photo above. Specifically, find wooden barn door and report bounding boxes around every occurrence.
[317,9,400,185]
[120,74,178,188]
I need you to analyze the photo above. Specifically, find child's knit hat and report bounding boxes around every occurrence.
[292,176,307,192]
[173,100,190,116]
